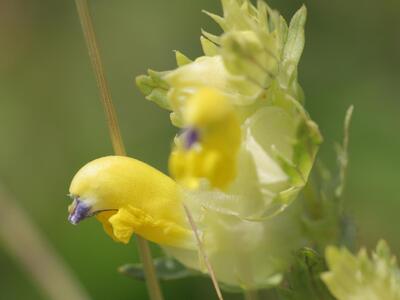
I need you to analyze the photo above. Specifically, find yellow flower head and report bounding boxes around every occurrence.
[69,0,324,291]
[138,0,322,219]
[133,0,322,289]
[68,156,193,249]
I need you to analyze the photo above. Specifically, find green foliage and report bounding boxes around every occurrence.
[277,248,335,300]
[118,257,194,281]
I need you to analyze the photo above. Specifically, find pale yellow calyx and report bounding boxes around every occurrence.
[69,156,194,249]
[322,241,400,300]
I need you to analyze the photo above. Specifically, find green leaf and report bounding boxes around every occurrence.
[118,257,194,281]
[277,248,335,300]
[281,5,307,88]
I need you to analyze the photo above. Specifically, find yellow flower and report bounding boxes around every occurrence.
[169,88,241,189]
[68,0,323,290]
[68,156,194,249]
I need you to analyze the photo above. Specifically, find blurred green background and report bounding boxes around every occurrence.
[0,0,399,299]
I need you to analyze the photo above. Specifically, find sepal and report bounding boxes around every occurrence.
[135,70,171,110]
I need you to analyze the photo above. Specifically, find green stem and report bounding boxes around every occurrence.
[244,290,259,300]
[74,1,163,300]
[136,237,164,300]
[74,0,125,156]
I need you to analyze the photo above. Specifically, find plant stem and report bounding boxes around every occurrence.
[244,290,259,300]
[74,1,163,300]
[74,0,124,156]
[136,237,164,300]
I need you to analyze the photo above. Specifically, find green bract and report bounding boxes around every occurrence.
[165,194,306,290]
[322,240,400,300]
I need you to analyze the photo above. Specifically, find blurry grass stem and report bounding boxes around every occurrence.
[0,184,91,300]
[74,1,163,300]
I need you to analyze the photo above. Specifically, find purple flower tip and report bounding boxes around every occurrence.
[185,128,199,149]
[68,199,91,225]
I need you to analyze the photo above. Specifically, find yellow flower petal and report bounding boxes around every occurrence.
[108,205,194,248]
[169,88,241,189]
